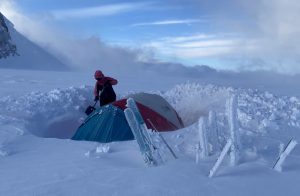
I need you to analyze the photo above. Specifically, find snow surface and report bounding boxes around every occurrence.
[1,68,300,196]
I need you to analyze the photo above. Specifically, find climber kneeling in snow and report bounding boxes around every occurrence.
[94,70,118,106]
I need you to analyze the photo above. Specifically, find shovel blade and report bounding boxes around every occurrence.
[85,106,96,115]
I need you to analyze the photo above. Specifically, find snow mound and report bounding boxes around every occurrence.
[160,83,300,132]
[0,82,299,154]
[162,83,230,126]
[157,83,300,164]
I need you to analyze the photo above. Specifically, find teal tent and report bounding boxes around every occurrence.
[72,104,134,143]
[72,93,184,143]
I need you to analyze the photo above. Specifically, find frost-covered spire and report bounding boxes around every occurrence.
[0,12,18,59]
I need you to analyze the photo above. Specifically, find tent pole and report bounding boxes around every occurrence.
[147,119,177,159]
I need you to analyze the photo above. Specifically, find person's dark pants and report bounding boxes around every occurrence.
[100,96,116,106]
[99,84,116,106]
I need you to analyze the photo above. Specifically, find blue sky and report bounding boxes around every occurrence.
[1,0,300,73]
[19,1,218,40]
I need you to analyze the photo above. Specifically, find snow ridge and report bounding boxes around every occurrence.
[1,83,299,140]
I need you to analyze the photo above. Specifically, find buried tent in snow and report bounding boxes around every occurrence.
[72,93,184,143]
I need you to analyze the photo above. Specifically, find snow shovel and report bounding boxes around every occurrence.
[85,101,98,115]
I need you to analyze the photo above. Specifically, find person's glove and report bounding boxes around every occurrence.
[94,96,99,101]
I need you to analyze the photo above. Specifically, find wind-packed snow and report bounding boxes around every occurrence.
[0,69,300,195]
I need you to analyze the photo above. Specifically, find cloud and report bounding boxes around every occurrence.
[159,34,215,43]
[2,0,164,76]
[0,0,219,78]
[142,34,239,60]
[158,0,300,73]
[2,0,300,74]
[193,0,300,73]
[132,19,206,27]
[0,0,18,19]
[172,39,238,48]
[52,2,152,20]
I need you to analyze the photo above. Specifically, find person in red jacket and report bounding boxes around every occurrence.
[94,70,118,106]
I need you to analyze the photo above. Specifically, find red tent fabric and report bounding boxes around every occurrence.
[112,93,184,132]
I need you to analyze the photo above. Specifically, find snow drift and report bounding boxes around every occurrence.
[1,82,299,146]
[1,80,300,195]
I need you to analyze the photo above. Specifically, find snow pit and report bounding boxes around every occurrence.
[0,86,92,139]
[27,113,82,139]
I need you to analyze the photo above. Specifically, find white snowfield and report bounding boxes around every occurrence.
[0,69,300,196]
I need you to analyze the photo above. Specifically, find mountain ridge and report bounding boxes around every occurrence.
[0,12,69,71]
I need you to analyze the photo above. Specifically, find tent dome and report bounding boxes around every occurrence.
[72,93,184,143]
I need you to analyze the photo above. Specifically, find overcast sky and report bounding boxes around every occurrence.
[1,0,300,74]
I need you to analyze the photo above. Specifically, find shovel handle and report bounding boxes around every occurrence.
[93,100,98,107]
